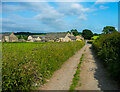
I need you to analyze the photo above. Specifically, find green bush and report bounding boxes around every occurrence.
[2,42,85,91]
[92,31,120,81]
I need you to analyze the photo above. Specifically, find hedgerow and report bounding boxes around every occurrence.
[92,31,120,81]
[2,42,85,91]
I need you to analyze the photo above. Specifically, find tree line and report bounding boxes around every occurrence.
[15,26,117,40]
[67,26,117,40]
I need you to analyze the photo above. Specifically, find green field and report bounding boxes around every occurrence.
[2,42,85,91]
[91,36,99,40]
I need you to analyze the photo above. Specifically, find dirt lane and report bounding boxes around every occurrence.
[39,44,119,90]
[75,45,119,90]
[39,45,87,90]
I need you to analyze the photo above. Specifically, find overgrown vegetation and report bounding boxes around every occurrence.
[69,54,84,90]
[2,41,85,91]
[92,31,120,81]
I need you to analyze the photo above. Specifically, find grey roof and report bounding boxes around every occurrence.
[19,39,26,41]
[31,36,39,38]
[68,36,76,40]
[0,33,10,40]
[0,35,2,40]
[45,33,67,38]
[30,35,44,39]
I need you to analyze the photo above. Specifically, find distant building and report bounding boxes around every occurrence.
[0,33,18,42]
[27,32,83,42]
[18,39,26,42]
[76,35,84,41]
[27,35,41,42]
[45,32,73,42]
[68,36,76,41]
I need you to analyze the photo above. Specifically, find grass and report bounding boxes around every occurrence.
[69,54,84,91]
[91,36,99,40]
[2,41,85,91]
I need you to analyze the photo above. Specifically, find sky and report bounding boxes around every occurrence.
[1,1,119,34]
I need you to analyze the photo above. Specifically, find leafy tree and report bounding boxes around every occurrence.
[102,26,117,34]
[17,35,22,39]
[94,33,99,36]
[82,29,93,39]
[67,31,70,34]
[23,36,28,40]
[70,29,78,36]
[17,35,28,40]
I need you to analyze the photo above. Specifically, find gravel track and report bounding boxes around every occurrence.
[39,44,119,90]
[39,45,87,90]
[75,45,119,90]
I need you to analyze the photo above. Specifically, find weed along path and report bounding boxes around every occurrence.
[39,44,119,90]
[75,45,119,90]
[39,45,87,90]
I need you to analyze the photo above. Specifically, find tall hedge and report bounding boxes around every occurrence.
[92,31,120,81]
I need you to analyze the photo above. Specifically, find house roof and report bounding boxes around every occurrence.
[76,35,84,39]
[45,33,68,38]
[30,35,45,39]
[31,36,39,38]
[0,33,10,36]
[19,39,26,41]
[68,36,76,40]
[0,33,10,40]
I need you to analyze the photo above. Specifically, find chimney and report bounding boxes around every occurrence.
[71,32,73,36]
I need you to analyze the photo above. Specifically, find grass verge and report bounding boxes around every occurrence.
[69,54,84,91]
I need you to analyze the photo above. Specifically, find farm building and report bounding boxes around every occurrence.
[18,39,26,42]
[27,35,41,42]
[0,33,18,42]
[45,32,75,42]
[76,35,84,41]
[27,32,84,42]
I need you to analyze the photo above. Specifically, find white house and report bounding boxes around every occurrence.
[27,35,41,42]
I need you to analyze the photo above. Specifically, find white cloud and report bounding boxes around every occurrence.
[2,0,96,2]
[2,2,54,13]
[57,3,95,20]
[34,8,66,30]
[95,0,118,5]
[71,3,90,12]
[58,3,93,16]
[115,27,118,31]
[78,13,88,20]
[2,2,68,32]
[99,5,109,9]
[2,2,96,32]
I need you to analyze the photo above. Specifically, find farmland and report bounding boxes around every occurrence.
[2,41,85,91]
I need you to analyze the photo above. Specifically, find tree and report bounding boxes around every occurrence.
[102,26,117,34]
[17,35,28,40]
[70,29,78,36]
[94,33,99,36]
[67,31,70,34]
[82,29,93,39]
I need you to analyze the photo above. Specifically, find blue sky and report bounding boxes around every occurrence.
[1,1,118,33]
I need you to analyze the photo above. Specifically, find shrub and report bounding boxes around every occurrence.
[92,31,120,81]
[2,42,85,91]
